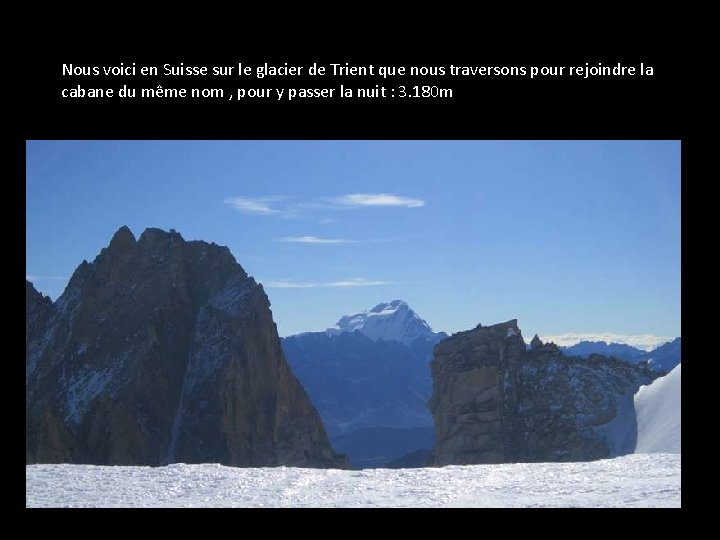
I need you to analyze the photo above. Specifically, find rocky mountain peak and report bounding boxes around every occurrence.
[108,225,136,251]
[429,319,658,466]
[531,334,544,349]
[136,226,185,246]
[26,281,55,355]
[436,319,523,355]
[26,226,345,468]
[26,279,51,306]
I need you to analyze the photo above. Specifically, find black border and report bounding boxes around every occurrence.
[19,46,687,523]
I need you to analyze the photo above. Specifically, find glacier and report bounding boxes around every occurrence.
[26,454,680,508]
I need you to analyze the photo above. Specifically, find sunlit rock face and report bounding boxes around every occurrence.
[26,226,346,468]
[429,320,657,465]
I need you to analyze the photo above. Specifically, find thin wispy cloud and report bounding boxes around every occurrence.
[223,196,287,216]
[332,193,425,208]
[539,332,674,352]
[224,193,425,219]
[26,275,65,281]
[276,236,356,244]
[264,278,392,289]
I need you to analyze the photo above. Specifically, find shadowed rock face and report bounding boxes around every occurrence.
[26,282,54,356]
[429,320,657,466]
[26,226,346,468]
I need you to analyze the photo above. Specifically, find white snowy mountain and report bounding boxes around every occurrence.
[634,364,681,454]
[327,300,444,346]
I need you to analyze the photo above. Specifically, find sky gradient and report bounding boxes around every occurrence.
[26,140,680,343]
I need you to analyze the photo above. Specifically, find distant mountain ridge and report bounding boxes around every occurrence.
[331,426,435,469]
[562,338,681,373]
[282,330,434,437]
[562,341,646,362]
[282,300,446,467]
[641,338,681,373]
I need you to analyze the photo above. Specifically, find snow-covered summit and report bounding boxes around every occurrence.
[327,300,441,346]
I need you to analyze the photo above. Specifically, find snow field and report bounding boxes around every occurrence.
[26,453,680,508]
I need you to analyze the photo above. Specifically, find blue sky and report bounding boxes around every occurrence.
[26,140,680,345]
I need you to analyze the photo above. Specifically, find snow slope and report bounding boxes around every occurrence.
[26,454,680,508]
[634,364,681,454]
